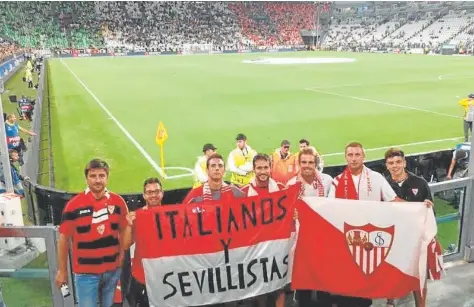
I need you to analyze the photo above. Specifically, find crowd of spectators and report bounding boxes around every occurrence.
[229,2,320,46]
[0,2,323,51]
[100,1,250,51]
[0,38,21,63]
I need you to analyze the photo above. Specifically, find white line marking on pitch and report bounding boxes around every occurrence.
[437,74,474,81]
[322,137,463,157]
[310,74,474,89]
[60,59,168,178]
[164,167,194,179]
[304,88,461,119]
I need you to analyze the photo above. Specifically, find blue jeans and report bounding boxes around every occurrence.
[0,290,5,307]
[74,268,121,307]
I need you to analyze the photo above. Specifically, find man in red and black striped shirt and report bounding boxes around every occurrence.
[55,159,129,307]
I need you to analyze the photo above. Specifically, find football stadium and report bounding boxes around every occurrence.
[1,1,474,307]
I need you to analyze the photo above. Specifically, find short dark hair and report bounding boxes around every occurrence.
[298,148,319,165]
[345,141,364,153]
[253,153,271,168]
[384,148,405,161]
[84,159,109,177]
[299,139,309,146]
[8,149,18,156]
[206,153,225,169]
[143,177,162,191]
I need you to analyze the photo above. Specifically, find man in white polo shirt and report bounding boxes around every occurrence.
[287,148,332,197]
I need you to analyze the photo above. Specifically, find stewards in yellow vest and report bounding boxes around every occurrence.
[26,60,33,71]
[459,94,474,142]
[24,69,33,88]
[193,143,217,188]
[227,133,257,187]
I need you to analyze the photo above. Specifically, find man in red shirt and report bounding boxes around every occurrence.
[183,153,245,203]
[242,153,285,196]
[183,153,244,307]
[241,153,286,307]
[122,177,164,307]
[55,159,129,307]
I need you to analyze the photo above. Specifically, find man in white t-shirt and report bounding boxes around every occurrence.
[328,142,397,201]
[328,142,398,307]
[287,148,332,197]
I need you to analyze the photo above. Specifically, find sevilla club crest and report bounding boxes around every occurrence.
[344,223,394,275]
[97,224,105,235]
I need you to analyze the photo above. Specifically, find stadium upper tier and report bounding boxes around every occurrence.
[0,1,473,52]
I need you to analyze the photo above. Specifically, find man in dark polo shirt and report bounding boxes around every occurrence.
[385,149,433,203]
[384,148,434,307]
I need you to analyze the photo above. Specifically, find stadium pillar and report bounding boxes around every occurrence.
[469,142,474,179]
[465,142,474,262]
[0,95,14,193]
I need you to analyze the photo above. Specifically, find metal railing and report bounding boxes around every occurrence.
[0,226,74,307]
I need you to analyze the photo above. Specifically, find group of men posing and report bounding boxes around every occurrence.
[55,138,435,307]
[193,134,324,189]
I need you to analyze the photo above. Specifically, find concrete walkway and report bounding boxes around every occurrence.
[121,261,474,307]
[372,260,474,307]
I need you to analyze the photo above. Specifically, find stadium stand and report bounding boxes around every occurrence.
[0,2,323,50]
[1,1,474,53]
[407,13,472,47]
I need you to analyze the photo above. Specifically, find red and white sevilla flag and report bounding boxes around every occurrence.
[291,197,438,299]
[135,187,299,307]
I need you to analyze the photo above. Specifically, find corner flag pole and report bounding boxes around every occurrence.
[156,121,168,178]
[159,143,165,172]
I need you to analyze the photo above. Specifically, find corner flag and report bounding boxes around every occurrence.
[156,121,168,146]
[156,122,168,176]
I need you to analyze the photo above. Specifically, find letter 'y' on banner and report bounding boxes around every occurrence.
[135,186,300,307]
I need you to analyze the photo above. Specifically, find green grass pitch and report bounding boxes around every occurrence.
[47,50,469,252]
[48,51,469,193]
[1,51,471,306]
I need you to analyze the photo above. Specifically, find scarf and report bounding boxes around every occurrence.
[202,181,232,201]
[427,238,444,280]
[335,166,372,200]
[246,178,280,196]
[296,171,325,197]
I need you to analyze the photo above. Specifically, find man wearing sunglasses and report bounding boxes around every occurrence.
[122,177,165,307]
[271,140,297,185]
